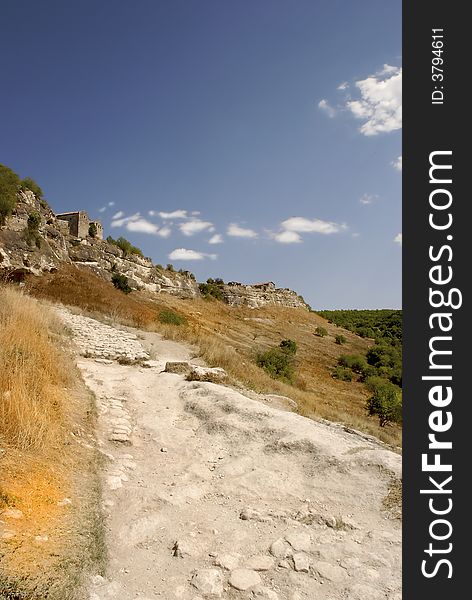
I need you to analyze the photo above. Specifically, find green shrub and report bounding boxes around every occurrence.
[315,326,328,337]
[166,264,174,272]
[88,222,98,238]
[366,378,402,427]
[257,340,298,383]
[335,334,346,345]
[332,366,353,381]
[338,354,367,374]
[106,235,143,257]
[199,281,224,301]
[158,309,187,326]
[111,273,132,294]
[20,177,43,199]
[27,212,41,232]
[0,164,21,225]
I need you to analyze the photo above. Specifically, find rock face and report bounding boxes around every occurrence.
[221,281,309,309]
[0,190,308,308]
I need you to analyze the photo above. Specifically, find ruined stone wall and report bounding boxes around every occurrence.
[220,283,308,309]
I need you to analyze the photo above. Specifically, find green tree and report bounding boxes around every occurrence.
[366,380,402,427]
[315,326,328,337]
[0,164,20,225]
[88,222,98,238]
[257,339,298,383]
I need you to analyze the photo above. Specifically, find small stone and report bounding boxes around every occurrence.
[57,498,72,507]
[108,433,130,443]
[240,507,269,522]
[228,569,261,591]
[1,508,23,519]
[245,555,275,571]
[35,535,49,542]
[292,553,310,573]
[187,366,227,383]
[270,538,292,559]
[315,561,349,583]
[285,531,312,552]
[190,569,223,597]
[165,361,191,374]
[161,447,168,453]
[214,553,241,571]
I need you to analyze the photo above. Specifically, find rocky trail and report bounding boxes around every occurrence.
[56,308,402,600]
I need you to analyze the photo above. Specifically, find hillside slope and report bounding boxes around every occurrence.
[26,265,401,447]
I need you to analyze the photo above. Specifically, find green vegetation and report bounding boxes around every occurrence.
[322,309,403,426]
[199,278,225,301]
[335,334,346,345]
[332,366,353,382]
[20,176,43,199]
[111,273,132,294]
[158,309,187,326]
[24,212,42,248]
[317,309,402,344]
[166,263,174,272]
[0,164,21,225]
[365,376,402,427]
[106,235,143,257]
[315,326,328,337]
[257,339,297,384]
[88,222,98,238]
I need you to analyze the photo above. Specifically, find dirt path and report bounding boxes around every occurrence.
[56,308,401,600]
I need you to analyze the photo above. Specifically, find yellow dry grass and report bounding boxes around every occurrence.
[0,286,105,599]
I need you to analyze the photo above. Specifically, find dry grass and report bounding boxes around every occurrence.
[0,288,71,450]
[0,286,105,599]
[27,265,401,447]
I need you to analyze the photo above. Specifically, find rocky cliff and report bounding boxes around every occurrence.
[0,190,309,308]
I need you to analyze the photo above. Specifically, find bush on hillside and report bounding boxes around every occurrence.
[21,176,43,199]
[88,222,98,238]
[335,334,346,345]
[257,339,298,383]
[199,280,224,301]
[332,366,353,382]
[106,235,143,257]
[111,273,132,294]
[0,164,21,225]
[158,309,187,326]
[315,326,328,337]
[366,377,402,427]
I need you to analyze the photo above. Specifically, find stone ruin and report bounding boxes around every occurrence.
[56,211,103,240]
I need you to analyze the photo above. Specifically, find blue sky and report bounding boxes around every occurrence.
[0,0,401,309]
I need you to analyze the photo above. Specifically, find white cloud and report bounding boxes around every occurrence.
[108,201,115,207]
[318,99,336,118]
[337,81,349,91]
[157,225,172,238]
[227,223,258,238]
[392,155,402,171]
[180,219,214,236]
[359,193,379,205]
[98,206,107,213]
[126,218,159,234]
[271,230,302,244]
[281,216,345,235]
[157,209,188,220]
[111,213,139,228]
[394,233,402,245]
[112,210,124,220]
[208,233,223,245]
[168,248,217,261]
[346,65,402,135]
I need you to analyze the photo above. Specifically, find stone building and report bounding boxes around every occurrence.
[56,211,103,239]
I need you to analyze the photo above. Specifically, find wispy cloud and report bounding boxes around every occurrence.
[392,155,402,171]
[98,201,116,213]
[359,193,379,205]
[125,217,160,234]
[280,216,345,235]
[346,65,402,136]
[112,210,124,220]
[152,209,188,219]
[168,248,217,261]
[394,232,402,245]
[180,219,215,236]
[227,223,258,238]
[208,233,223,245]
[318,99,336,118]
[337,81,349,91]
